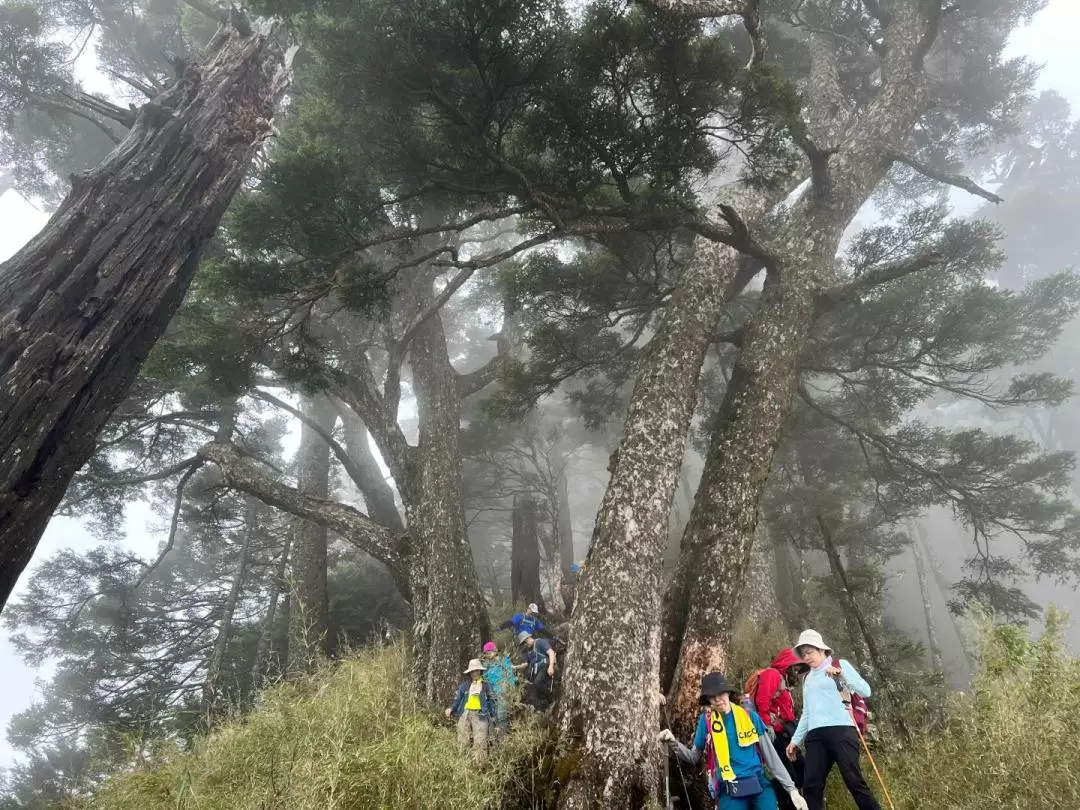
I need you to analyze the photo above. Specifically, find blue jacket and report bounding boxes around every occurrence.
[449,679,494,719]
[692,708,770,796]
[499,612,544,637]
[792,658,871,746]
[482,655,516,695]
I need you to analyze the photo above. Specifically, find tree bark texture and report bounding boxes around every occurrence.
[663,2,935,729]
[288,394,335,671]
[204,494,257,717]
[0,18,290,610]
[405,269,490,705]
[556,234,752,810]
[511,494,544,608]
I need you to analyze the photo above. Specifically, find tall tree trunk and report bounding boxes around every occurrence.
[663,6,934,728]
[405,269,489,704]
[511,494,544,608]
[773,529,808,632]
[337,402,405,531]
[0,18,290,610]
[556,237,763,810]
[204,495,257,716]
[252,531,291,688]
[910,521,943,674]
[288,394,335,671]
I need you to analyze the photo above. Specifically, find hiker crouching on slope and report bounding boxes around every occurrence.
[746,649,808,810]
[786,630,880,810]
[445,658,492,765]
[481,641,515,735]
[659,672,808,810]
[513,630,556,712]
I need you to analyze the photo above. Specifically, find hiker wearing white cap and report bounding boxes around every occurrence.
[786,630,879,810]
[496,602,546,639]
[445,658,493,764]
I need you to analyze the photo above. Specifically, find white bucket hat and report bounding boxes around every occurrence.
[464,658,485,674]
[794,629,831,654]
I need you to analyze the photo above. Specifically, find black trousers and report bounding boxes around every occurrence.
[772,728,804,810]
[802,726,880,810]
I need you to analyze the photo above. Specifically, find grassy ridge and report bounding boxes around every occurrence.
[81,614,1080,809]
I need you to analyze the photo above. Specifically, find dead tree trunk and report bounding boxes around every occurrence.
[511,494,544,608]
[663,5,936,729]
[288,394,335,671]
[0,17,290,609]
[910,521,944,674]
[204,494,257,716]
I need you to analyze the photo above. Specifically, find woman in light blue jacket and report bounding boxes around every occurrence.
[784,630,880,810]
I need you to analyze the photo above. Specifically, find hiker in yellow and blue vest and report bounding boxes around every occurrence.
[659,672,808,810]
[445,658,492,765]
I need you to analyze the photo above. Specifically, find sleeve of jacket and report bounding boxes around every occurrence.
[449,682,467,718]
[792,693,809,747]
[758,737,795,793]
[839,660,871,697]
[755,668,781,720]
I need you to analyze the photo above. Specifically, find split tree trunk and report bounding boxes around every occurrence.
[288,394,336,671]
[0,17,290,609]
[663,4,934,728]
[204,494,257,717]
[337,402,405,531]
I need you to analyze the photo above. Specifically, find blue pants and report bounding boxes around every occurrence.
[717,780,778,810]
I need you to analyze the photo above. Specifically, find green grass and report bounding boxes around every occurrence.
[79,612,1080,810]
[81,643,551,810]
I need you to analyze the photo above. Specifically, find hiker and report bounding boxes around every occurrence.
[513,630,556,712]
[785,630,880,810]
[745,649,808,810]
[497,602,545,638]
[481,640,515,735]
[445,658,492,765]
[658,672,808,810]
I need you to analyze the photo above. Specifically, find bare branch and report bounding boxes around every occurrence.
[816,250,945,313]
[197,441,411,593]
[132,461,203,591]
[390,267,475,368]
[890,152,1003,204]
[87,455,201,488]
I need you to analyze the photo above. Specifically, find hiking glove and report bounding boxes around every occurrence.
[788,790,808,810]
[656,729,676,745]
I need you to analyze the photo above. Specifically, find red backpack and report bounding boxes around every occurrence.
[833,656,869,735]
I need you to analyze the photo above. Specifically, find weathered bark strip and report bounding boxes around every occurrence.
[288,394,336,669]
[0,18,291,609]
[665,0,939,728]
[196,441,410,593]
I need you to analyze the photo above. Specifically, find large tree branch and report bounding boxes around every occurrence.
[197,441,411,594]
[890,151,1003,204]
[815,250,945,314]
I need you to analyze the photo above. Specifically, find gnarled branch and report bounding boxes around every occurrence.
[197,441,411,595]
[890,152,1003,204]
[816,250,945,314]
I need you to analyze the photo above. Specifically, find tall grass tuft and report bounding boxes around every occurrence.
[81,642,550,810]
[826,609,1080,809]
